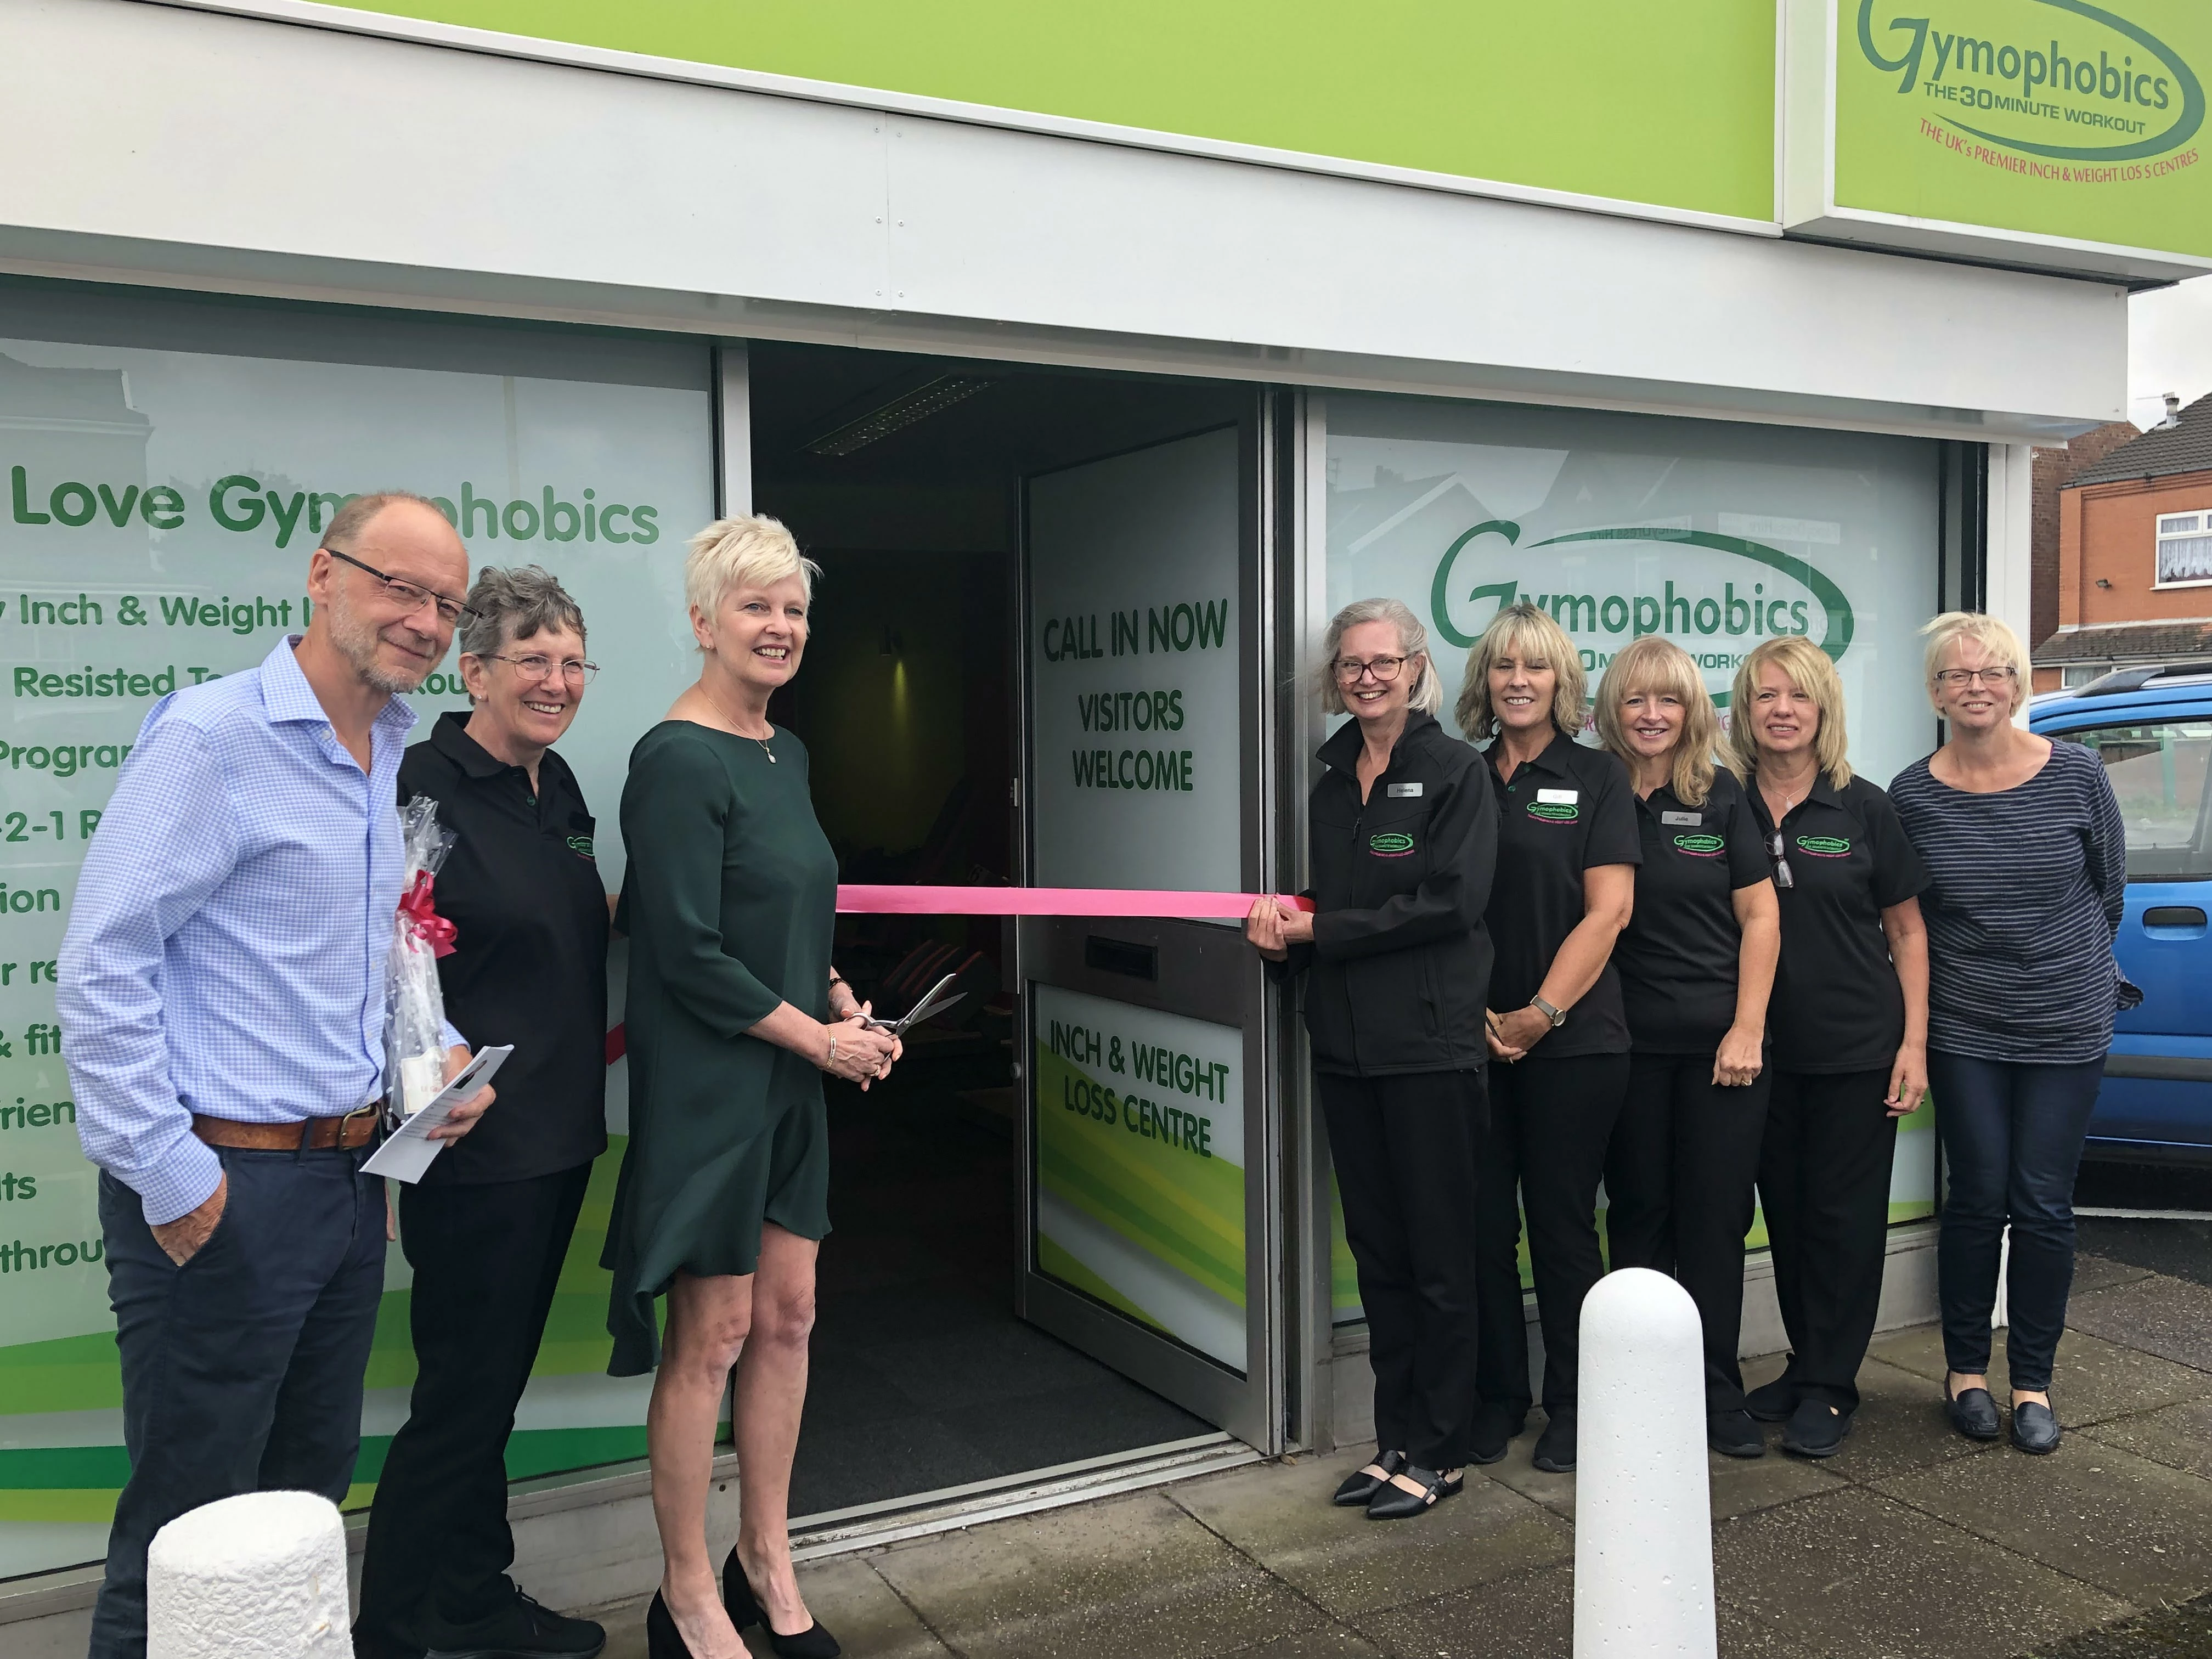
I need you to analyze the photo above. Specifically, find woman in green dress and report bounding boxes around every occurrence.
[605,515,900,1659]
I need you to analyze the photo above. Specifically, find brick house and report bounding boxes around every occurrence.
[2035,393,2212,691]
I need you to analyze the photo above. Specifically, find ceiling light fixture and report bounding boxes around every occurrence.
[803,374,996,457]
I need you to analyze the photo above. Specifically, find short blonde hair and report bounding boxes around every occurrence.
[1728,636,1854,788]
[1596,636,1722,806]
[684,514,820,620]
[1318,597,1443,717]
[1921,611,2030,715]
[1455,602,1587,739]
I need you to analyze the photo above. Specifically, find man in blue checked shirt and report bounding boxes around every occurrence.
[59,491,497,1659]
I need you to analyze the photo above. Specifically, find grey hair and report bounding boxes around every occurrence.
[459,565,586,660]
[320,490,449,551]
[1318,597,1443,716]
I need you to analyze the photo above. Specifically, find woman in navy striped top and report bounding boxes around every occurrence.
[1889,612,2133,1458]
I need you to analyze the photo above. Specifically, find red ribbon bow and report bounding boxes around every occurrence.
[397,870,458,958]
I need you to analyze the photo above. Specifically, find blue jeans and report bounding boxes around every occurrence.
[92,1146,387,1659]
[1931,1052,2105,1393]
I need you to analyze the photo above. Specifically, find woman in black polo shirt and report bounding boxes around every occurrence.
[1730,635,1929,1460]
[1595,636,1779,1460]
[1250,596,1496,1520]
[358,566,611,1659]
[1461,602,1639,1477]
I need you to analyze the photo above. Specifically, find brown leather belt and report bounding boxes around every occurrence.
[191,1104,383,1152]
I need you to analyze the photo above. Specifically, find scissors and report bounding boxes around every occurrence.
[859,971,969,1037]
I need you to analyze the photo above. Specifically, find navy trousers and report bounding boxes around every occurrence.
[92,1147,386,1659]
[1931,1051,2106,1392]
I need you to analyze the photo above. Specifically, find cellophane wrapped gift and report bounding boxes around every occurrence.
[385,795,458,1121]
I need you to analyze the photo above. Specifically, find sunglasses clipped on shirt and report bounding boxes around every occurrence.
[1764,831,1795,891]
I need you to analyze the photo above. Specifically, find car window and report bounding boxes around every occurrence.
[2055,721,2212,881]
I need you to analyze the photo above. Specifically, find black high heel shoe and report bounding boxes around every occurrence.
[645,1592,694,1659]
[724,1547,842,1658]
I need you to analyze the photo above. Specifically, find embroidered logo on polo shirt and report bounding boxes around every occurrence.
[1368,832,1416,857]
[1526,801,1578,823]
[567,834,596,860]
[1672,833,1725,856]
[1795,834,1851,857]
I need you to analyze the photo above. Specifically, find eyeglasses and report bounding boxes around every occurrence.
[1333,654,1410,684]
[1933,666,2017,688]
[485,652,599,685]
[321,548,475,627]
[1763,831,1795,891]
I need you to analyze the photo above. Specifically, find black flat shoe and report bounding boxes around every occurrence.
[644,1594,692,1659]
[1469,1402,1527,1467]
[1365,1464,1463,1520]
[1331,1448,1407,1506]
[1744,1374,1799,1424]
[1708,1408,1765,1459]
[1944,1384,2002,1441]
[1532,1412,1577,1475]
[2011,1399,2062,1455]
[1779,1400,1852,1458]
[724,1549,841,1659]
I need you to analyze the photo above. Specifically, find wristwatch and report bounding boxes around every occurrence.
[1530,996,1566,1029]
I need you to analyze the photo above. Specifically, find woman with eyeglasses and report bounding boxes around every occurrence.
[358,565,614,1659]
[1248,597,1496,1520]
[1463,602,1639,1477]
[1593,637,1779,1461]
[1888,613,2133,1457]
[1731,635,1928,1459]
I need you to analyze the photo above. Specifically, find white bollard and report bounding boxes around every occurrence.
[1574,1267,1716,1659]
[148,1491,351,1659]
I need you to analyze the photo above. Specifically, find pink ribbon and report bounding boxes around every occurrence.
[836,884,1314,918]
[398,870,459,958]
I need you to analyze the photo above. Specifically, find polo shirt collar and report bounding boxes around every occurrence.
[1317,709,1437,772]
[1807,770,1844,809]
[259,634,420,741]
[1499,725,1576,777]
[432,709,516,780]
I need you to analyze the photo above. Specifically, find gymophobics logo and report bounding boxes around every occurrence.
[1673,833,1727,857]
[1857,0,2204,163]
[1796,835,1854,857]
[1368,831,1416,857]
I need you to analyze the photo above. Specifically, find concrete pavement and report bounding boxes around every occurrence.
[586,1242,2212,1658]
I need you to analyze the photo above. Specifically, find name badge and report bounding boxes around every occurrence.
[1386,782,1423,798]
[1536,788,1578,805]
[1661,810,1702,826]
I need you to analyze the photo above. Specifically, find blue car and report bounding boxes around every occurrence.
[2030,665,2212,1164]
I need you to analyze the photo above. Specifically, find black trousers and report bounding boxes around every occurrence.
[1474,1051,1631,1418]
[358,1164,592,1644]
[1758,1068,1898,1412]
[1318,1068,1486,1470]
[1604,1050,1770,1412]
[93,1147,387,1659]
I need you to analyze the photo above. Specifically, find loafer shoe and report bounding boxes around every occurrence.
[1532,1411,1577,1474]
[1944,1384,2002,1442]
[1365,1463,1463,1520]
[1708,1408,1765,1459]
[425,1591,606,1659]
[2011,1399,2062,1455]
[1779,1400,1852,1458]
[1743,1374,1799,1424]
[1469,1402,1527,1466]
[1331,1448,1407,1506]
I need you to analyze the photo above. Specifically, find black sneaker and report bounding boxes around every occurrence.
[1531,1410,1577,1474]
[1708,1408,1765,1459]
[1779,1399,1852,1458]
[425,1591,606,1659]
[1469,1401,1527,1466]
[1743,1373,1799,1423]
[354,1625,425,1659]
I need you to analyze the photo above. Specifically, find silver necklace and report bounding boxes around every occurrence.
[703,686,775,763]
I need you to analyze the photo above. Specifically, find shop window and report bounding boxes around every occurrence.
[2155,511,2212,586]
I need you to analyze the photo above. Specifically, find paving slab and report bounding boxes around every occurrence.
[1348,1561,1575,1659]
[1787,1357,2000,1482]
[1713,1485,2128,1658]
[2067,1272,2212,1375]
[1473,1440,1843,1525]
[867,1488,1331,1659]
[1208,1629,1386,1658]
[2080,1397,2212,1482]
[1877,1437,2212,1605]
[1169,1452,1569,1617]
[1866,1323,2210,1426]
[2070,1250,2159,1296]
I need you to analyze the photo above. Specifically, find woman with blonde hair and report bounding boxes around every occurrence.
[1461,603,1639,1475]
[1889,612,2132,1455]
[1733,635,1929,1459]
[1595,636,1779,1459]
[607,515,901,1658]
[1247,597,1497,1518]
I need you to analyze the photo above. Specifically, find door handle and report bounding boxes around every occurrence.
[2142,906,2208,928]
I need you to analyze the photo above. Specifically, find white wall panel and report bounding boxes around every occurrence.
[0,0,2130,438]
